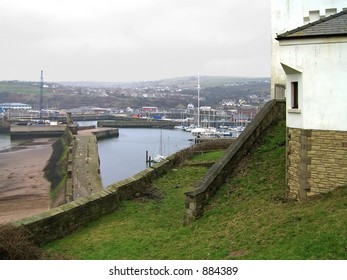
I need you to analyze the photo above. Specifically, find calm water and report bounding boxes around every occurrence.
[0,134,28,152]
[0,133,11,150]
[97,128,193,188]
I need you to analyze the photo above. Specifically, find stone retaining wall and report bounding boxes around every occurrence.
[12,160,172,245]
[12,139,230,245]
[184,100,286,224]
[287,128,347,199]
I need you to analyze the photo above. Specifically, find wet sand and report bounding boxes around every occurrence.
[0,139,55,224]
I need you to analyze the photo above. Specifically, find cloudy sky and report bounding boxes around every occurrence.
[0,0,271,82]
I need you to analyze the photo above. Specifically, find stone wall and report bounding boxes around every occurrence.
[287,128,347,199]
[10,125,66,138]
[12,140,230,245]
[46,130,74,207]
[184,100,286,224]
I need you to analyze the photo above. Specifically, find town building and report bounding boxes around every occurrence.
[271,0,347,199]
[0,102,32,110]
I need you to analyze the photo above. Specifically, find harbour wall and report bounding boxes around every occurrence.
[10,125,66,138]
[12,135,229,245]
[66,128,119,203]
[184,100,286,224]
[98,119,176,129]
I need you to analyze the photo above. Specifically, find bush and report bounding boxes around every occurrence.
[0,224,67,260]
[0,224,43,260]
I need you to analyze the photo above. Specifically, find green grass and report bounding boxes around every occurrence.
[43,121,347,259]
[187,150,225,163]
[0,81,41,95]
[0,81,52,95]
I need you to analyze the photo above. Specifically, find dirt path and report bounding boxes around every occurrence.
[0,139,54,224]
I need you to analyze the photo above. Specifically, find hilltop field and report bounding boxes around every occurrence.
[40,120,346,260]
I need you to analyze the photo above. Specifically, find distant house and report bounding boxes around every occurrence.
[272,0,347,199]
[142,106,158,112]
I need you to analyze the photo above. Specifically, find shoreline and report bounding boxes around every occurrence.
[0,138,55,224]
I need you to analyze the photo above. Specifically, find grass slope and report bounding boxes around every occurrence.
[44,121,347,259]
[0,81,43,95]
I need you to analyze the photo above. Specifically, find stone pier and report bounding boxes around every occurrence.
[68,128,119,201]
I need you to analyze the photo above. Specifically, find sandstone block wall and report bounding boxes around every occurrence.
[287,128,347,199]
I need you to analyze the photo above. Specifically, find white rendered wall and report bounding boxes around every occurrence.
[271,0,347,98]
[279,37,347,131]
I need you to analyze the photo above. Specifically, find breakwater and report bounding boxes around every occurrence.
[49,127,119,207]
[67,128,119,202]
[10,125,66,138]
[98,119,176,129]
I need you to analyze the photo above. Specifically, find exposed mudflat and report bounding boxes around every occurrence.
[0,138,55,224]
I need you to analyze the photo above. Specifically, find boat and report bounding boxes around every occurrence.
[174,125,185,130]
[184,125,196,132]
[191,127,206,136]
[151,129,166,163]
[152,154,166,163]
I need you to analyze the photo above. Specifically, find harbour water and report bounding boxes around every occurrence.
[0,133,11,150]
[97,128,193,187]
[0,133,28,152]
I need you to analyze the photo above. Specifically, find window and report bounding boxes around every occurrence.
[291,81,299,109]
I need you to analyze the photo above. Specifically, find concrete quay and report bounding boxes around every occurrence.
[98,119,176,129]
[68,128,119,201]
[10,125,66,138]
[77,127,119,138]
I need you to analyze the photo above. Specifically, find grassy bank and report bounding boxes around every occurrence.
[43,120,347,259]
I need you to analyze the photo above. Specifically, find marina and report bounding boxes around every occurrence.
[97,127,193,187]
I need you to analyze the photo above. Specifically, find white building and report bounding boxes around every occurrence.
[0,103,32,110]
[271,0,347,98]
[271,0,347,199]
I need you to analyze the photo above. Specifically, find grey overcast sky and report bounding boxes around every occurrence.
[0,0,271,82]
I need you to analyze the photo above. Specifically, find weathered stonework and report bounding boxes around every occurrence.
[287,128,347,199]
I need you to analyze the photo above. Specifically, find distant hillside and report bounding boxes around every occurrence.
[118,76,270,89]
[0,77,270,109]
[1,76,270,91]
[0,81,57,108]
[0,80,52,95]
[60,76,270,89]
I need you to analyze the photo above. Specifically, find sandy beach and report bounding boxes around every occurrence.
[0,138,55,224]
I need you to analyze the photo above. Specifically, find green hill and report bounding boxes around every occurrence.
[115,75,270,89]
[42,120,347,259]
[0,80,49,95]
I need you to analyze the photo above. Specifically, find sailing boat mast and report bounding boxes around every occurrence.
[197,74,201,128]
[159,128,163,156]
